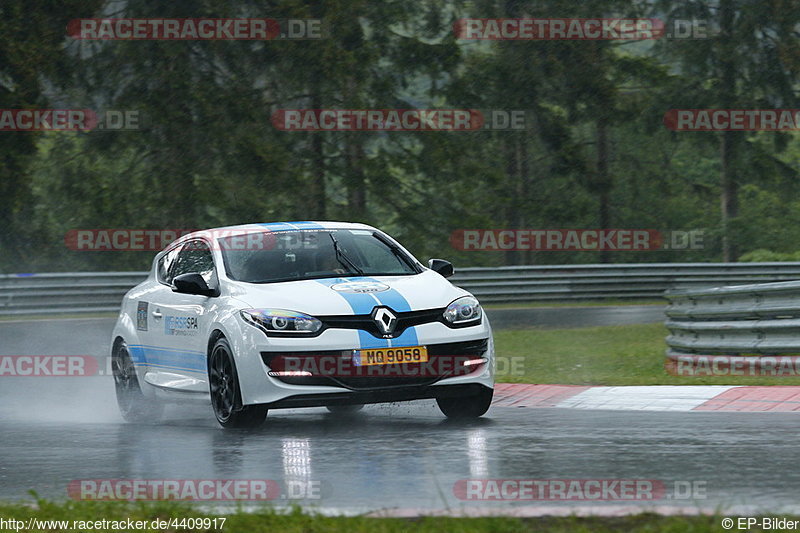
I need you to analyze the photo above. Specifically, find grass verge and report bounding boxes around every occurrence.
[0,499,769,532]
[493,323,800,385]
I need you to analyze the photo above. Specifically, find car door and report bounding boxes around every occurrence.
[128,243,180,380]
[140,239,218,394]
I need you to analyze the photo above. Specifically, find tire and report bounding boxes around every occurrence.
[209,337,267,428]
[112,341,163,423]
[326,404,364,415]
[436,387,493,419]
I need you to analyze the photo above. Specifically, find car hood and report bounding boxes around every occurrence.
[227,270,469,315]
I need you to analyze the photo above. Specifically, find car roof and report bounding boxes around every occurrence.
[171,221,378,247]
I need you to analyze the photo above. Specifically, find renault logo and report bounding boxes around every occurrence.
[372,307,397,336]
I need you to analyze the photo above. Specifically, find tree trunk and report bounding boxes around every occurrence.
[308,95,326,219]
[596,116,612,264]
[719,0,739,262]
[504,138,521,265]
[346,136,366,221]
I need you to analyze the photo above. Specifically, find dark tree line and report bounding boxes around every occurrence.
[2,0,800,272]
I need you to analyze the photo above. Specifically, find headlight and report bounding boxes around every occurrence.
[240,309,322,336]
[443,296,482,327]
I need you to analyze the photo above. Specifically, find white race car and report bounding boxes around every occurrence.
[111,221,494,427]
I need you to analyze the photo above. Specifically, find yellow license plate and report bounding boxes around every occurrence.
[355,346,429,366]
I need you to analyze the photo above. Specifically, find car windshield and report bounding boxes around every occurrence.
[219,229,418,283]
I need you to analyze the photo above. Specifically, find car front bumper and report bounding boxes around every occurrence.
[234,317,495,407]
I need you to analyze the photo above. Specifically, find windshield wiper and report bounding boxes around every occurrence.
[372,231,419,272]
[329,233,364,275]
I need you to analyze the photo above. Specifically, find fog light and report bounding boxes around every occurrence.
[268,370,313,377]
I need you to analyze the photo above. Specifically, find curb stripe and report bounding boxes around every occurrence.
[492,384,800,413]
[694,386,800,412]
[492,384,590,408]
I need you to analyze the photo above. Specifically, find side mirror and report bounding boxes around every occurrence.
[428,258,454,278]
[172,273,219,297]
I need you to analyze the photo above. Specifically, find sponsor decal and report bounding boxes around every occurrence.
[164,316,199,337]
[137,301,148,331]
[330,281,389,294]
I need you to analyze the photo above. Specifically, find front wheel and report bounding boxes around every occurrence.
[209,337,267,428]
[437,387,493,419]
[112,341,163,423]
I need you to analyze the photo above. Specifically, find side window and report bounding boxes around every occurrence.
[157,246,182,284]
[169,240,218,286]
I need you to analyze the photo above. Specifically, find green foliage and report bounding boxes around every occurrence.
[2,0,800,271]
[0,498,766,532]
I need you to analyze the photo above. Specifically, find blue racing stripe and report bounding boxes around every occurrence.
[315,277,389,348]
[362,277,412,312]
[128,345,207,373]
[362,277,419,345]
[315,278,377,315]
[356,330,391,349]
[287,221,325,230]
[392,326,420,347]
[257,222,296,232]
[316,276,419,348]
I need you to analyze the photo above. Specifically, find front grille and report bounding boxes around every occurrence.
[320,308,446,339]
[261,338,489,390]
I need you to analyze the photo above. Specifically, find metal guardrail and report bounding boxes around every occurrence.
[3,262,800,316]
[0,272,147,316]
[665,280,800,358]
[454,262,800,304]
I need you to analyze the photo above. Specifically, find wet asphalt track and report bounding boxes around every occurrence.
[3,306,800,515]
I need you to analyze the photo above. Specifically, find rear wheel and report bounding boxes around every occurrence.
[326,404,364,415]
[112,341,163,423]
[209,337,267,428]
[437,387,493,419]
